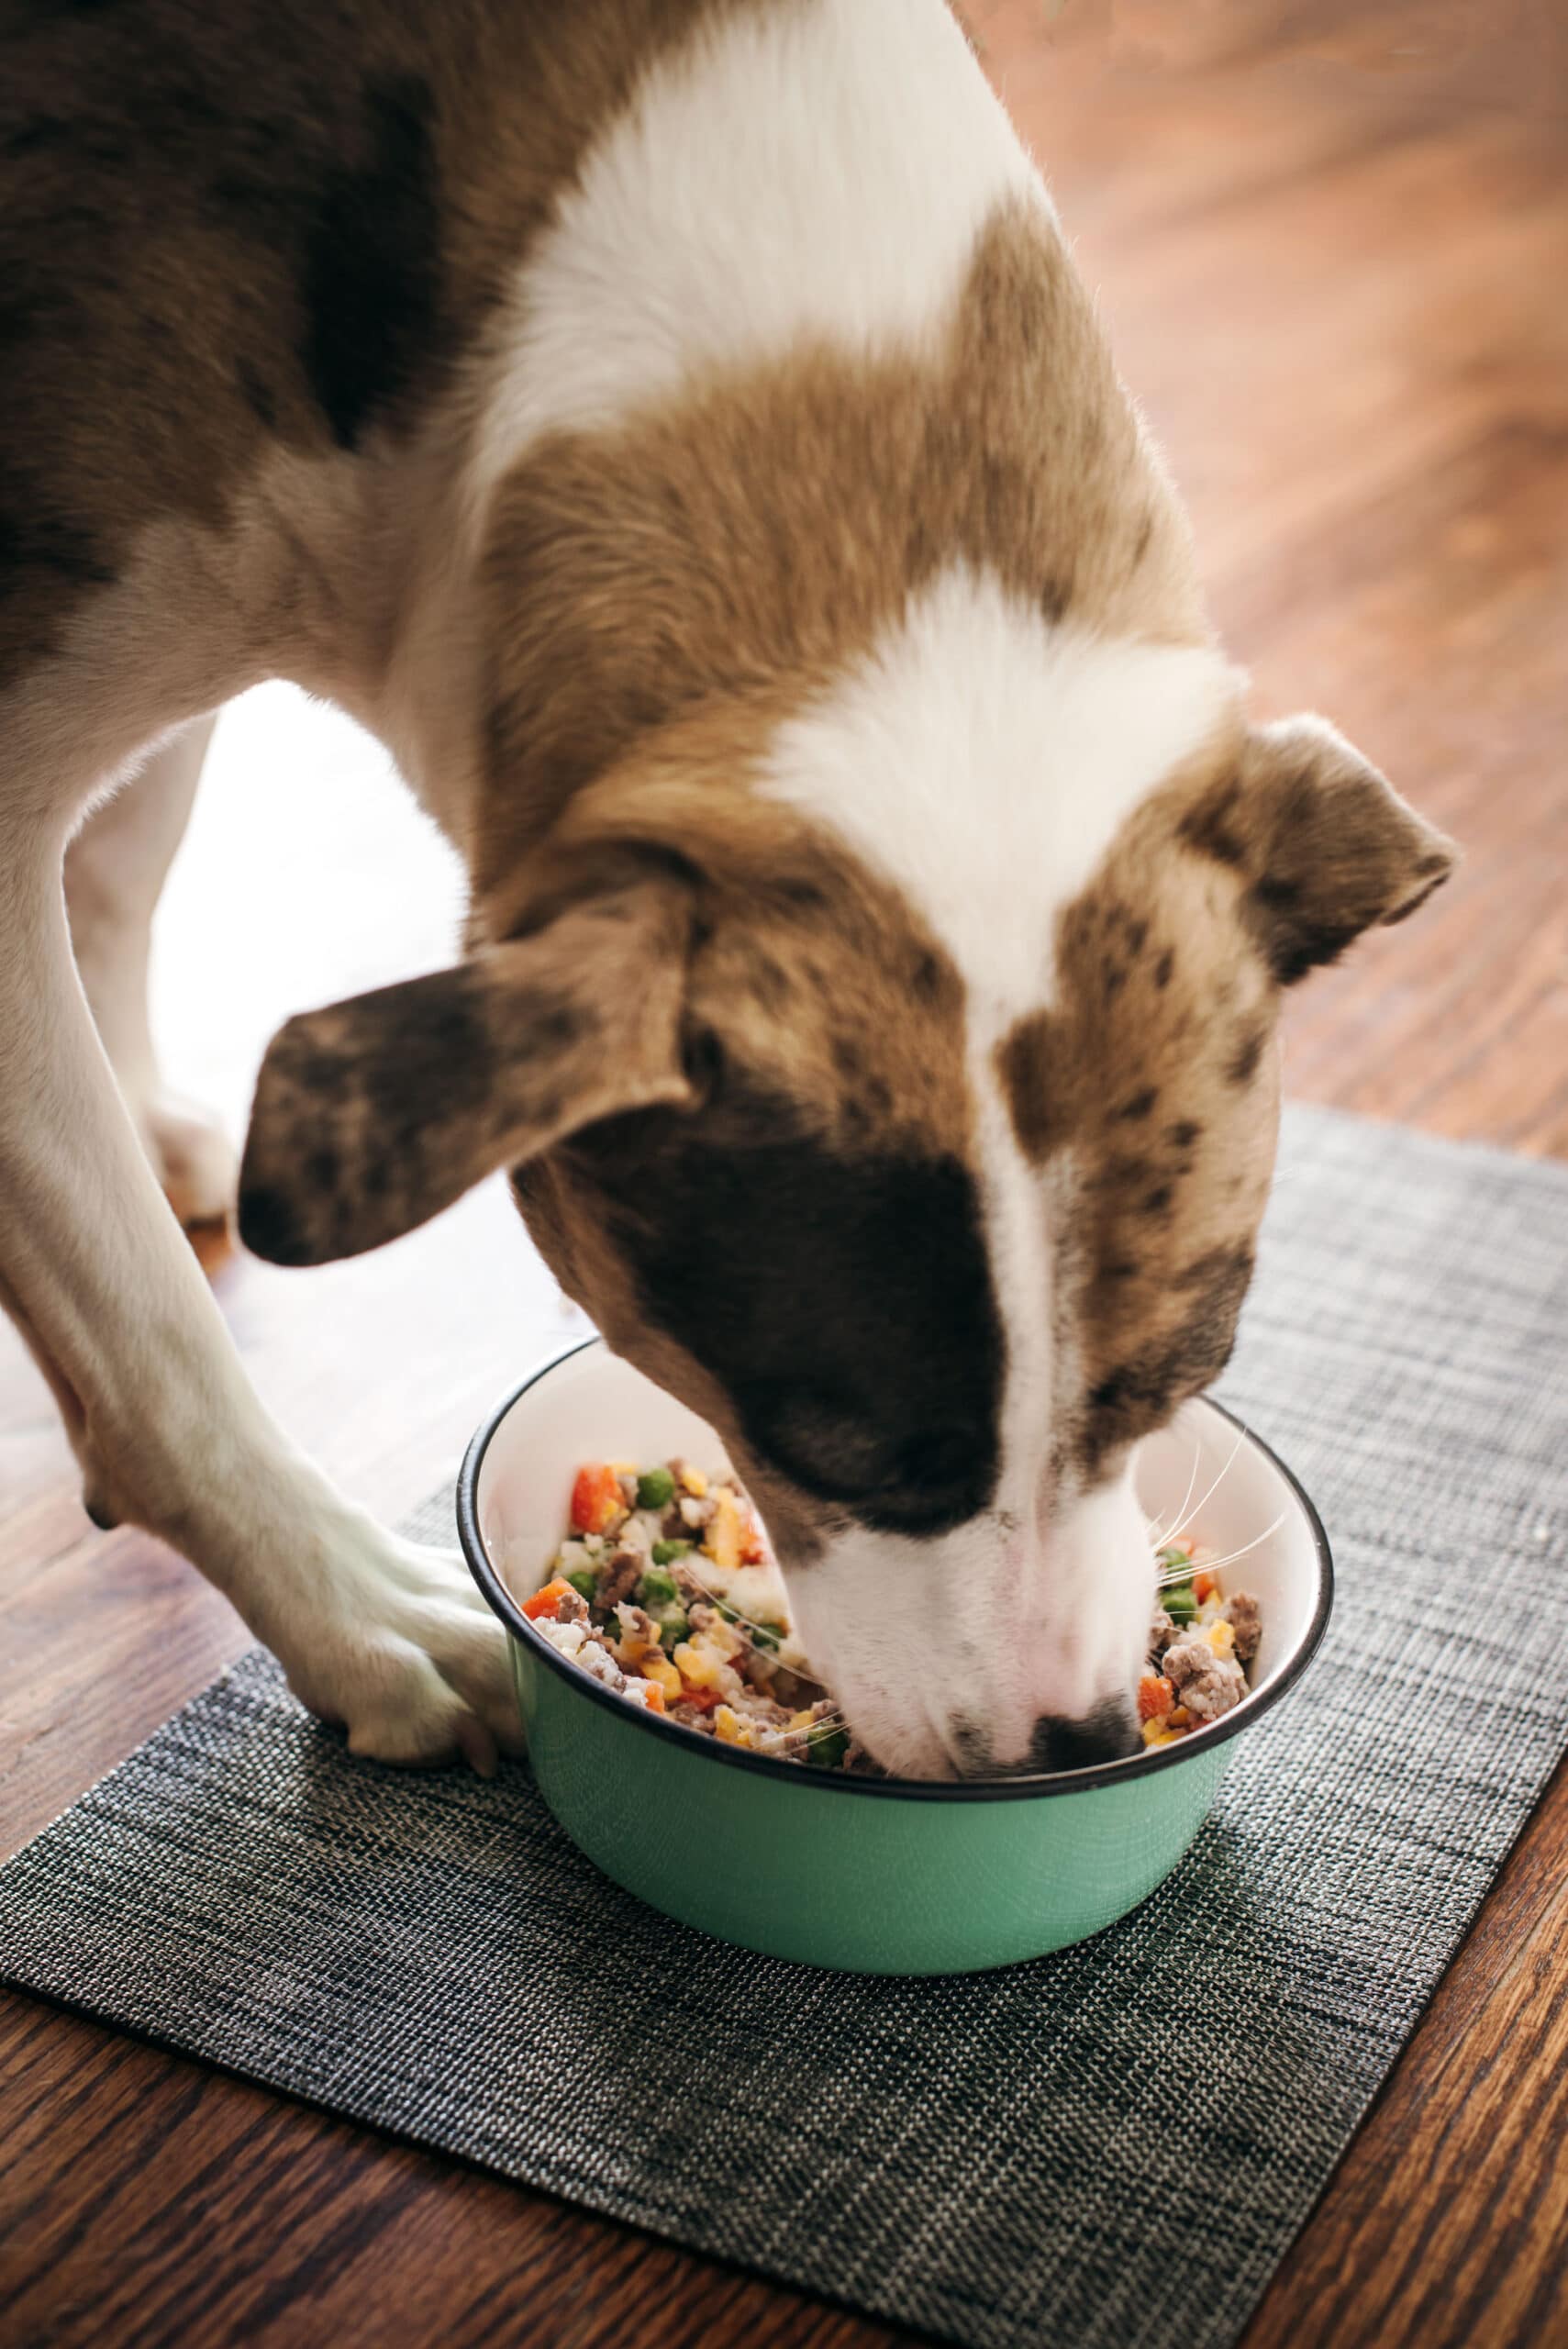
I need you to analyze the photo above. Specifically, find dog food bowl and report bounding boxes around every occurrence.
[458,1339,1331,1975]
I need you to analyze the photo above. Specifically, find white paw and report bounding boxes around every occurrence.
[275,1538,526,1778]
[139,1091,239,1227]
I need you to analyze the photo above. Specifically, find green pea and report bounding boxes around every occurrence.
[1164,1585,1198,1626]
[749,1621,781,1653]
[637,1467,676,1510]
[805,1726,850,1770]
[565,1567,599,1604]
[637,1565,680,1608]
[650,1540,691,1568]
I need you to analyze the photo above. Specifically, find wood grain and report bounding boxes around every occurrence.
[4,4,1566,2344]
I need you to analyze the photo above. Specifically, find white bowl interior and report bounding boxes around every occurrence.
[475,1346,1324,1713]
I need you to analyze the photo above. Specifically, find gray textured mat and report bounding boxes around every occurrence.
[3,1104,1566,2349]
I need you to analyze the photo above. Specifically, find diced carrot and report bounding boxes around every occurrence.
[1193,1569,1217,1602]
[679,1684,724,1714]
[523,1577,576,1621]
[738,1500,767,1565]
[641,1681,667,1714]
[1138,1672,1174,1722]
[569,1463,624,1535]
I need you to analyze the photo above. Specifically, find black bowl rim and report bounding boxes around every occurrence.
[457,1337,1334,1804]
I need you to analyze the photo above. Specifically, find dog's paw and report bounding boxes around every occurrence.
[278,1539,526,1777]
[138,1091,239,1228]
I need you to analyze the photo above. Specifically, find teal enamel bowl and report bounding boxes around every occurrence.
[458,1340,1331,1976]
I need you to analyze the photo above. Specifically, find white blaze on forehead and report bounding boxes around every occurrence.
[761,566,1238,1031]
[467,0,1040,507]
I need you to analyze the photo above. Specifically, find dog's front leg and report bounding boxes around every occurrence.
[0,843,521,1775]
[64,717,237,1228]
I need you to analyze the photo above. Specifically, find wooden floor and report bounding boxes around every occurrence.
[4,5,1566,2343]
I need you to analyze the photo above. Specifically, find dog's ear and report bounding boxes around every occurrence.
[1217,717,1456,986]
[238,880,692,1266]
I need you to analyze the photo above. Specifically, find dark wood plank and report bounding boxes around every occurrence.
[4,5,1566,2345]
[1242,1758,1568,2349]
[0,1993,919,2349]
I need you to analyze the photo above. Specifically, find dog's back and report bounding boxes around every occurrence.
[0,0,740,694]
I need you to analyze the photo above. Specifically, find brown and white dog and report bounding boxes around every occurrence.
[0,0,1452,1779]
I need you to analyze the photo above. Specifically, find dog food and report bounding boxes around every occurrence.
[524,1458,859,1766]
[525,1462,1262,1772]
[1140,1534,1262,1745]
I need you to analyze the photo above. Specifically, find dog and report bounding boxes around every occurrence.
[0,0,1452,1780]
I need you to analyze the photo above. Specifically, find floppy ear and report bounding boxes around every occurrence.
[1227,716,1457,985]
[238,881,691,1266]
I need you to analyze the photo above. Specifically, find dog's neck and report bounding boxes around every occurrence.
[308,0,1210,906]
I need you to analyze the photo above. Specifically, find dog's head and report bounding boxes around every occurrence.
[241,606,1451,1776]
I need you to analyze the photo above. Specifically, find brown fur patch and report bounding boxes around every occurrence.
[473,199,1207,891]
[993,707,1453,1472]
[995,718,1283,1475]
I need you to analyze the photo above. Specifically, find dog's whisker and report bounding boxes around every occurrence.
[1162,1423,1247,1549]
[653,1560,835,1693]
[1147,1426,1203,1551]
[1185,1513,1286,1575]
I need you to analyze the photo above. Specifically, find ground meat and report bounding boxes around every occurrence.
[1222,1589,1262,1665]
[613,1602,660,1650]
[1163,1634,1247,1724]
[555,1586,591,1625]
[595,1548,645,1609]
[1149,1601,1176,1659]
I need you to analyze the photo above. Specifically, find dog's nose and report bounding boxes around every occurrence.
[1030,1700,1140,1773]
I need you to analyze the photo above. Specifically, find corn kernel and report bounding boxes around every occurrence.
[715,1704,741,1742]
[1167,1705,1192,1729]
[608,1459,639,1475]
[678,1464,708,1497]
[673,1641,723,1690]
[788,1709,816,1732]
[653,1657,684,1700]
[1141,1720,1175,1747]
[1205,1620,1237,1658]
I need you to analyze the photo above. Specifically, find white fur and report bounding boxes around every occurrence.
[0,710,521,1776]
[466,0,1040,511]
[762,566,1237,1033]
[765,570,1237,1772]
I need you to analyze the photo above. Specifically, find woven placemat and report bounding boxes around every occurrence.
[3,1104,1566,2349]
